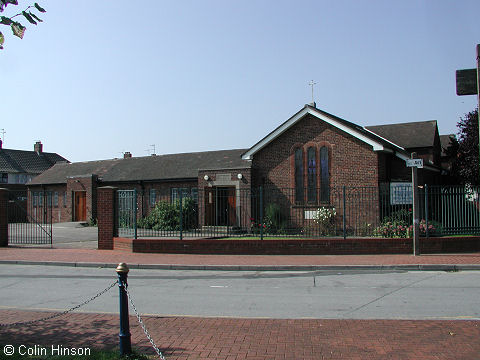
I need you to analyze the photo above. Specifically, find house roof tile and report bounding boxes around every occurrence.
[366,121,438,149]
[28,149,250,185]
[0,148,68,175]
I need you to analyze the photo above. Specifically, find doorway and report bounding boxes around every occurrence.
[204,187,236,226]
[74,191,87,221]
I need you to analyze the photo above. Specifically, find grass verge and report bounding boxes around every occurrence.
[0,349,152,360]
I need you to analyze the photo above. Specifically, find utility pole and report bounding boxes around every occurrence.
[477,44,480,182]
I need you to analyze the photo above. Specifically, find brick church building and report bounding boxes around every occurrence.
[27,104,449,227]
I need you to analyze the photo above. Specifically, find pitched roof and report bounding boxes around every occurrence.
[440,134,455,157]
[241,105,409,161]
[366,121,438,149]
[28,149,251,185]
[0,148,68,174]
[28,158,120,185]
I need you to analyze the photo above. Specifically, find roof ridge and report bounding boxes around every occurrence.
[367,120,437,128]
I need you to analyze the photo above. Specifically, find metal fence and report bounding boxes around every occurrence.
[8,190,53,245]
[117,184,480,239]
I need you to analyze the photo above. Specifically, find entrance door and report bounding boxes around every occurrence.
[204,187,236,226]
[74,191,87,221]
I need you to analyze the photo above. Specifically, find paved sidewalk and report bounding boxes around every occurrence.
[1,247,480,271]
[2,248,480,359]
[0,310,479,360]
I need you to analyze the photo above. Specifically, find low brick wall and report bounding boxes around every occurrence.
[113,236,480,255]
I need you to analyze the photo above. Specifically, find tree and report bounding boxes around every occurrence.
[447,108,479,185]
[0,1,46,50]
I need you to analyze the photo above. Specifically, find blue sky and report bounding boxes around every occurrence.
[1,1,479,162]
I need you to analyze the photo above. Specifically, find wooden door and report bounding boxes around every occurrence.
[74,191,87,221]
[204,187,236,226]
[204,187,215,226]
[226,187,236,226]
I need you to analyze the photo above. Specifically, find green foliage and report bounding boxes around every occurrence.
[0,1,46,49]
[447,108,479,185]
[312,206,336,236]
[0,348,149,359]
[264,203,286,234]
[137,198,197,231]
[250,203,288,234]
[373,208,438,238]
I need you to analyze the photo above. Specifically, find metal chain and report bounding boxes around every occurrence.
[123,282,167,360]
[0,281,118,328]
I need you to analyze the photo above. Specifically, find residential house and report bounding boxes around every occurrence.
[0,140,68,191]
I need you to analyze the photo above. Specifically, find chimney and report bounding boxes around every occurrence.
[0,139,2,149]
[34,141,43,154]
[123,151,132,159]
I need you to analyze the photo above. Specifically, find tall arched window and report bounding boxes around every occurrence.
[294,148,304,202]
[320,146,330,203]
[307,147,317,203]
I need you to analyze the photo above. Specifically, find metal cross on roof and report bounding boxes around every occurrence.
[308,80,317,104]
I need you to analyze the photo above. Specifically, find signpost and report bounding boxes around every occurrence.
[407,155,421,256]
[406,159,424,169]
[456,44,480,181]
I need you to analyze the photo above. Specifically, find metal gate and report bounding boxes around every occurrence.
[117,189,137,239]
[8,190,52,246]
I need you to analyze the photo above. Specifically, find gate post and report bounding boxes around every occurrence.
[98,186,117,250]
[0,188,8,247]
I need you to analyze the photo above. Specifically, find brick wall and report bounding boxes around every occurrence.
[97,186,116,250]
[113,236,480,255]
[252,114,380,189]
[0,189,7,246]
[251,114,382,230]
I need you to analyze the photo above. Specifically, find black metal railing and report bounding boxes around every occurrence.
[116,185,480,239]
[8,190,52,245]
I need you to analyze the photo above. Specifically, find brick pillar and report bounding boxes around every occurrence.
[0,188,8,247]
[97,186,117,250]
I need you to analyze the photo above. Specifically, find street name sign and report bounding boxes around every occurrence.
[406,159,423,168]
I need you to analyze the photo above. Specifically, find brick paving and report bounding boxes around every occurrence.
[1,310,479,359]
[2,247,480,358]
[2,247,480,267]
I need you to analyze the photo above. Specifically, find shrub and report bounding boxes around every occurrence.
[137,198,197,231]
[264,203,286,234]
[373,209,440,238]
[313,207,337,236]
[373,220,408,238]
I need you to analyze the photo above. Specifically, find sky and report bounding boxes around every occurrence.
[1,0,479,162]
